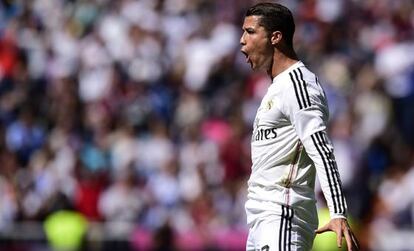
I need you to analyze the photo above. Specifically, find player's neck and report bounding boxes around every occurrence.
[269,49,299,79]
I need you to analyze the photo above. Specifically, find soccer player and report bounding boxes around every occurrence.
[240,3,359,251]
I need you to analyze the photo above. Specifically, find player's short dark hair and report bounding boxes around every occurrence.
[246,2,295,49]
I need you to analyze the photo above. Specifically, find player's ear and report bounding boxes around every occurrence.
[270,31,282,45]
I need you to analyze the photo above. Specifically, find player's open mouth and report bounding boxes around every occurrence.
[241,50,250,63]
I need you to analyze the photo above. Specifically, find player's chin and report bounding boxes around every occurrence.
[251,63,265,72]
[250,62,259,71]
[249,60,266,72]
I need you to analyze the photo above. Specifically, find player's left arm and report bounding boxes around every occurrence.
[280,69,359,250]
[294,112,359,250]
[296,111,360,251]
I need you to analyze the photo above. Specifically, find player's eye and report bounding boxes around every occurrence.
[246,28,254,34]
[243,27,255,34]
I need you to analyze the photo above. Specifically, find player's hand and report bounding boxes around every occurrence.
[315,218,359,251]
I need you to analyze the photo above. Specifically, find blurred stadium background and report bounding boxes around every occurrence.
[0,0,413,250]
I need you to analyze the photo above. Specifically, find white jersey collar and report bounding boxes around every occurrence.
[272,61,304,84]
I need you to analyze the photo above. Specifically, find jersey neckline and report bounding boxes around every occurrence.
[272,61,304,84]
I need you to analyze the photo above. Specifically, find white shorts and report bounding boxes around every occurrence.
[246,205,317,251]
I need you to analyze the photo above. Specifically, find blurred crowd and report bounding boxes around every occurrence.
[0,0,413,250]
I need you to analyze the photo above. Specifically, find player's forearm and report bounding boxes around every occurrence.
[302,131,348,218]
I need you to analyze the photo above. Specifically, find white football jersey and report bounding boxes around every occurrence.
[245,61,347,226]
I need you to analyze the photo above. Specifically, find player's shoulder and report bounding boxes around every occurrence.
[272,62,318,93]
[272,62,327,110]
[289,63,317,85]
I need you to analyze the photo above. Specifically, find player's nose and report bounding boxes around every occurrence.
[240,32,246,45]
